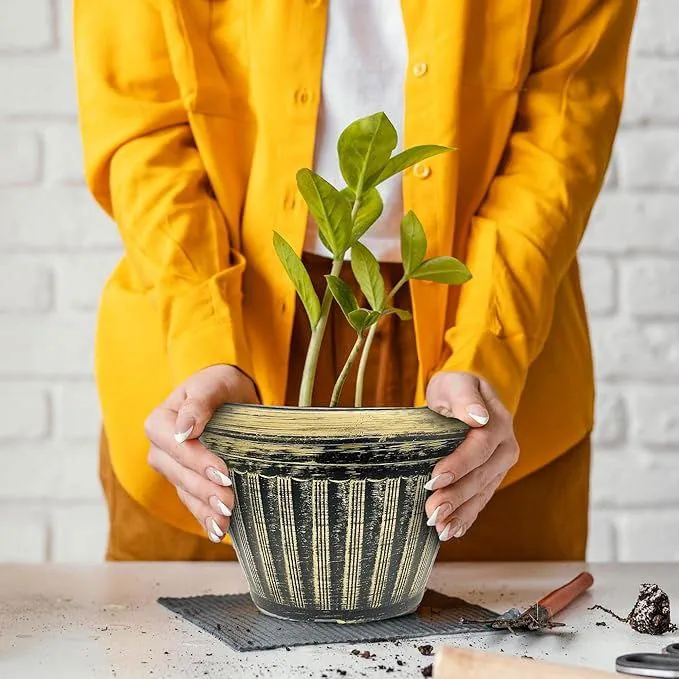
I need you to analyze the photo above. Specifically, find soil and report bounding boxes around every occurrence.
[420,663,433,677]
[589,583,677,635]
[417,644,434,656]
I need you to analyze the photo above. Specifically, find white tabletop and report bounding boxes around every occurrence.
[1,562,678,678]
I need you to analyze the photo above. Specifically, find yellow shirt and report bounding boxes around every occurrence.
[74,0,637,535]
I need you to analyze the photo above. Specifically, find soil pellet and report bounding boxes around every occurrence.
[590,583,677,635]
[417,644,434,656]
[421,664,433,677]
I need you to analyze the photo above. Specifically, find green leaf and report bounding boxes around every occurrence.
[350,243,385,310]
[369,145,453,186]
[400,211,427,276]
[296,169,352,257]
[347,308,381,333]
[340,187,355,203]
[410,256,472,285]
[351,188,383,243]
[272,232,321,327]
[325,275,358,318]
[337,112,398,193]
[382,307,412,321]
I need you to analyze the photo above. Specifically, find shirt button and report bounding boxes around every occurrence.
[413,162,431,179]
[295,88,312,105]
[412,62,428,78]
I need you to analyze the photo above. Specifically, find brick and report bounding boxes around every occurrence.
[622,59,679,126]
[0,258,53,311]
[0,442,101,500]
[622,258,679,318]
[0,509,47,562]
[0,0,53,51]
[50,502,108,563]
[0,187,120,251]
[583,194,679,254]
[0,127,41,185]
[591,450,679,509]
[44,124,84,184]
[578,255,616,316]
[593,388,626,446]
[0,384,50,440]
[55,253,119,310]
[0,55,75,115]
[591,320,679,380]
[616,130,679,190]
[631,0,679,57]
[618,511,679,561]
[53,381,102,441]
[0,314,95,378]
[586,511,616,563]
[629,386,679,447]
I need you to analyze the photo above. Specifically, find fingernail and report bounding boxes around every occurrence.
[434,405,452,417]
[424,472,454,491]
[466,405,489,425]
[174,423,194,444]
[207,518,224,538]
[211,496,232,517]
[208,531,223,543]
[427,505,442,526]
[427,502,452,526]
[206,467,232,487]
[439,518,462,542]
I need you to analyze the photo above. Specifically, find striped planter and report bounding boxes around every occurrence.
[201,405,467,623]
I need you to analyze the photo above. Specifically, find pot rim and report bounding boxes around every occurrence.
[205,403,468,442]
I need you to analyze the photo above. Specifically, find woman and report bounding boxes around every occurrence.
[74,0,637,561]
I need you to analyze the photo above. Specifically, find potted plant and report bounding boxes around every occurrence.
[201,113,471,623]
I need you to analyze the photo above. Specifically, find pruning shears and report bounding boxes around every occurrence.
[616,643,679,678]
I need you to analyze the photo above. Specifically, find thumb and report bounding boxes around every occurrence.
[426,372,490,428]
[174,366,253,444]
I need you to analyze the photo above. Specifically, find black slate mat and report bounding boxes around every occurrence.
[158,589,500,651]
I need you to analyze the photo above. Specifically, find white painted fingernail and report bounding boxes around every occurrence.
[453,525,466,538]
[424,472,454,491]
[466,405,489,425]
[427,506,442,527]
[208,518,224,538]
[208,531,222,543]
[215,498,232,517]
[206,467,232,487]
[439,524,452,541]
[174,425,194,444]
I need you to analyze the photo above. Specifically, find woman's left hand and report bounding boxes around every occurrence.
[424,371,520,541]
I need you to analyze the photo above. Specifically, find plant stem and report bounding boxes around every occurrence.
[330,333,365,407]
[354,275,409,407]
[298,258,344,407]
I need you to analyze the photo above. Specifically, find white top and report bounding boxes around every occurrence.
[303,0,408,262]
[3,562,676,677]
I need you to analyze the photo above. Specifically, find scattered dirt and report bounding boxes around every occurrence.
[596,621,607,627]
[417,644,434,656]
[590,583,677,635]
[521,655,535,660]
[421,663,433,677]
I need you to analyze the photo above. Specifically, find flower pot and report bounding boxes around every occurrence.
[201,404,468,623]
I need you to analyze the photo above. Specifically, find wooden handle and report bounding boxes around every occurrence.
[433,647,615,679]
[538,571,594,618]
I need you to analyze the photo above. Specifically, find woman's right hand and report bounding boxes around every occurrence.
[145,364,259,541]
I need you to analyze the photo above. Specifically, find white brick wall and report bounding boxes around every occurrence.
[0,1,677,563]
